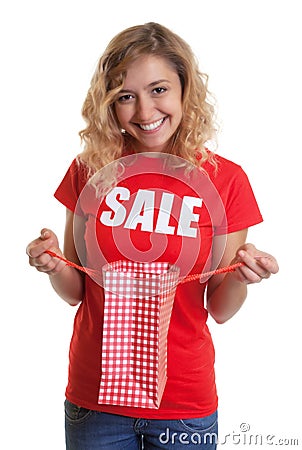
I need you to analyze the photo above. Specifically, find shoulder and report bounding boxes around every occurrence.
[54,157,90,208]
[72,157,90,181]
[203,153,249,184]
[208,153,243,174]
[202,152,256,200]
[61,157,90,191]
[202,153,263,232]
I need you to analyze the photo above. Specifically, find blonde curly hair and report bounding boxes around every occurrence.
[78,22,218,187]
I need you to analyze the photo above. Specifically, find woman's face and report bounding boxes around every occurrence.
[114,55,183,153]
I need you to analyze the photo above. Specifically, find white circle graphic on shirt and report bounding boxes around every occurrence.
[73,153,227,292]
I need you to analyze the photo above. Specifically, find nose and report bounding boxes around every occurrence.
[135,95,155,121]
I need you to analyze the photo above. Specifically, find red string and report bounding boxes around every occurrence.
[178,262,244,284]
[45,250,244,283]
[45,250,99,277]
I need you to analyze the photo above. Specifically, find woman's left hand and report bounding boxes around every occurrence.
[232,243,279,284]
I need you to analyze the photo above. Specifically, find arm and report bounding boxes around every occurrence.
[26,209,86,306]
[206,229,279,324]
[49,209,86,305]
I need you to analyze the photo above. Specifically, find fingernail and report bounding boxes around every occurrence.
[239,250,245,258]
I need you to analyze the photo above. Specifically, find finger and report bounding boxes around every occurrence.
[40,228,53,240]
[254,256,279,274]
[239,250,271,283]
[27,236,54,259]
[29,251,52,268]
[32,251,66,274]
[26,228,56,257]
[26,239,40,257]
[236,264,263,284]
[36,259,64,274]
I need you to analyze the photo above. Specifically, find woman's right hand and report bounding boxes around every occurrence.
[26,228,66,275]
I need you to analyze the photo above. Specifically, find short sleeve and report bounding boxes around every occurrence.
[209,156,263,235]
[54,158,88,214]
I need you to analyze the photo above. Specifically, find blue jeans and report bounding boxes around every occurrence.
[65,399,218,449]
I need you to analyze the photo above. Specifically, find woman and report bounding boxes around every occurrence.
[26,22,278,450]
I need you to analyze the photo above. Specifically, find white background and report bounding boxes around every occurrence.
[1,0,301,448]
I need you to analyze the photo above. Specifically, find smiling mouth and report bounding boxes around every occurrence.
[137,117,167,131]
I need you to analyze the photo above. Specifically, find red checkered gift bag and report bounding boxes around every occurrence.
[98,260,180,409]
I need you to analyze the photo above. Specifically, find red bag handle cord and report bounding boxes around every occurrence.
[45,250,244,283]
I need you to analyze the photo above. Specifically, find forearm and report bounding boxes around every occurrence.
[49,265,85,306]
[207,272,247,324]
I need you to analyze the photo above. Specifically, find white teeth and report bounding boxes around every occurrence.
[139,118,164,131]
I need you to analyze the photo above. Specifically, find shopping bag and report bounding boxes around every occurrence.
[98,260,180,409]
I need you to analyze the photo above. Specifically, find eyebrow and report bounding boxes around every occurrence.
[119,79,171,93]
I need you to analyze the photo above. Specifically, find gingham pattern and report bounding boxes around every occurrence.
[98,260,180,409]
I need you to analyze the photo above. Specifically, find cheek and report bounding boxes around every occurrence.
[164,95,182,117]
[114,105,130,126]
[169,99,183,125]
[114,107,123,126]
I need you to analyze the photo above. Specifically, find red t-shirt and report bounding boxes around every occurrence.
[54,153,263,419]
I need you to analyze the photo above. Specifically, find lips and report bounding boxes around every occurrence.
[137,117,166,131]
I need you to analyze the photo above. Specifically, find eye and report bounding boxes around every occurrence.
[117,93,134,103]
[152,87,167,95]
